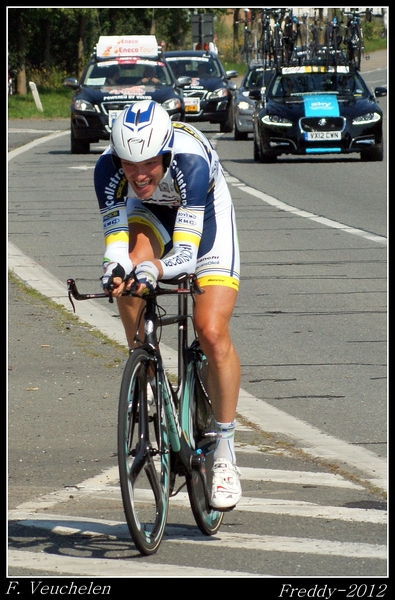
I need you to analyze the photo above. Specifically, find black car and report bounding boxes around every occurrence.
[164,50,238,133]
[63,35,189,154]
[234,61,275,140]
[251,63,386,162]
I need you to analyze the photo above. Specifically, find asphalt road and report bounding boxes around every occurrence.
[7,50,387,585]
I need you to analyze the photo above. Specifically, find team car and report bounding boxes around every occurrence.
[164,50,238,133]
[63,35,189,154]
[234,61,275,140]
[251,64,386,162]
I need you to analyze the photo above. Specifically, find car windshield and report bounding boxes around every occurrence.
[244,68,274,89]
[271,73,367,98]
[82,60,174,87]
[166,57,222,79]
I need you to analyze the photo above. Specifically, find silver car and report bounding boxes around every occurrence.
[234,62,275,140]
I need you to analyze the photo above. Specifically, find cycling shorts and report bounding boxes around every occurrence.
[126,178,240,291]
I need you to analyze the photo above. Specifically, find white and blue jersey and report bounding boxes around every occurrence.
[94,122,240,290]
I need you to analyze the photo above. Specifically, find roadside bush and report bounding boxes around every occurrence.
[28,66,68,89]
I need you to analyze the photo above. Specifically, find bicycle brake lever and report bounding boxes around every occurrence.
[68,291,76,313]
[123,270,140,296]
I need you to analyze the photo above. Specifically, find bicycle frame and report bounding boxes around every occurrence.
[67,273,217,513]
[144,277,216,506]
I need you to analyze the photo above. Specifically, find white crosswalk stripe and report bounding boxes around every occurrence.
[8,444,387,577]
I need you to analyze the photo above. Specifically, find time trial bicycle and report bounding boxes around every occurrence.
[67,271,224,556]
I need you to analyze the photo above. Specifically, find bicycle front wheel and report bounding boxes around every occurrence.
[353,27,363,70]
[186,348,224,535]
[117,348,170,556]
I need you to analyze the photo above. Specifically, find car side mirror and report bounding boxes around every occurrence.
[176,76,192,87]
[63,77,79,90]
[249,89,261,101]
[374,86,387,98]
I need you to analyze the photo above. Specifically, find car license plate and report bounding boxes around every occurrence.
[184,98,200,113]
[306,131,342,141]
[108,110,123,128]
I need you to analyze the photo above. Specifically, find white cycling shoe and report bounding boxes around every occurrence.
[210,458,242,511]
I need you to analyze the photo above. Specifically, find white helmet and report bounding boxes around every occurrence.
[110,100,174,163]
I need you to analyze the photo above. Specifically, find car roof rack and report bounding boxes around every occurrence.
[241,8,366,73]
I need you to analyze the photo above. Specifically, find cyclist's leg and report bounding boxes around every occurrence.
[193,179,242,509]
[193,174,241,426]
[193,285,242,510]
[193,286,240,424]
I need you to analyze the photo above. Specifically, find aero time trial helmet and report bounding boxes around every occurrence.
[110,100,174,165]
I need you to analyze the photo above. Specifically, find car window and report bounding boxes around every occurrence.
[271,73,367,98]
[83,61,173,87]
[245,69,272,89]
[167,58,222,79]
[245,70,262,88]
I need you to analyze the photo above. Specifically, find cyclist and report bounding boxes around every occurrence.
[94,100,242,510]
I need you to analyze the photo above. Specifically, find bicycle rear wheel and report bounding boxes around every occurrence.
[118,348,170,555]
[353,26,363,70]
[186,345,224,535]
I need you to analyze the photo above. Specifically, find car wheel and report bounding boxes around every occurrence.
[261,150,278,163]
[255,136,277,163]
[234,125,248,141]
[360,145,383,162]
[220,101,234,133]
[259,137,277,163]
[71,133,90,155]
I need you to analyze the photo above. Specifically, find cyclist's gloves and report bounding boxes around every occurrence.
[135,261,159,294]
[101,260,158,294]
[101,261,127,291]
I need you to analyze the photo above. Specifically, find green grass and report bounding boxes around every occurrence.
[8,86,71,119]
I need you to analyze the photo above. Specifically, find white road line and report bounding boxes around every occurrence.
[223,172,387,245]
[7,129,69,160]
[11,496,386,524]
[211,130,386,246]
[230,466,365,488]
[8,128,64,133]
[7,549,254,577]
[165,531,386,559]
[8,457,368,518]
[8,512,386,558]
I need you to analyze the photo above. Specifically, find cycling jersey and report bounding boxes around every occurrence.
[94,122,240,290]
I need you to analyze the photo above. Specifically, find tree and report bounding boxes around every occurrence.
[7,7,231,94]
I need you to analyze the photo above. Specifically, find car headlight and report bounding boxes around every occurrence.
[237,101,251,110]
[261,114,292,127]
[162,97,182,111]
[352,112,381,125]
[73,99,95,112]
[208,88,229,100]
